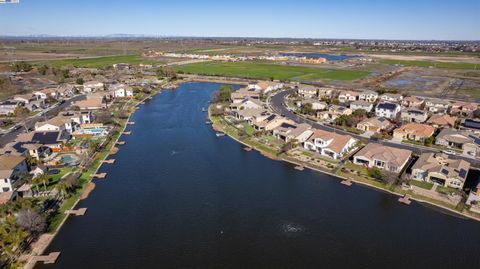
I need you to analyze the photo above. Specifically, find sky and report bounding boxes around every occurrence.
[0,0,479,40]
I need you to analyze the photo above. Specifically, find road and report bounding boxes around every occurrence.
[269,89,480,167]
[0,95,86,147]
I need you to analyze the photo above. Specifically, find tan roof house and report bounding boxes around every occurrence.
[426,114,457,129]
[0,155,28,193]
[303,129,357,160]
[393,123,435,142]
[401,96,425,108]
[74,97,107,110]
[356,117,392,133]
[411,153,470,189]
[353,143,412,173]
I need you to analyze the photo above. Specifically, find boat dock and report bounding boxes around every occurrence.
[341,180,353,186]
[398,195,412,205]
[243,147,253,152]
[32,252,61,265]
[65,208,87,216]
[116,141,126,145]
[93,173,107,179]
[103,159,115,164]
[294,165,305,171]
[127,121,135,125]
[123,131,131,135]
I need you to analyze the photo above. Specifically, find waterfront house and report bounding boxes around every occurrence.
[272,123,313,143]
[426,114,457,129]
[375,102,400,119]
[231,98,264,111]
[401,96,425,108]
[411,153,469,189]
[435,128,479,157]
[235,108,268,121]
[110,84,134,98]
[467,181,480,206]
[380,93,403,103]
[400,108,429,123]
[338,90,359,104]
[252,114,295,131]
[303,129,357,160]
[425,98,450,114]
[358,89,378,103]
[353,143,412,173]
[231,87,261,103]
[35,115,75,133]
[250,81,283,94]
[356,117,392,133]
[393,123,435,142]
[0,155,28,193]
[350,100,373,112]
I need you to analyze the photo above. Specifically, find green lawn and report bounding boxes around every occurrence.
[175,61,370,81]
[410,179,433,190]
[39,54,162,69]
[381,59,479,70]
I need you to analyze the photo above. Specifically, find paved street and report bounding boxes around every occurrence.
[269,89,480,167]
[0,94,86,147]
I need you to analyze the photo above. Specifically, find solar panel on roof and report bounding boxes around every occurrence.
[459,169,467,178]
[441,169,449,175]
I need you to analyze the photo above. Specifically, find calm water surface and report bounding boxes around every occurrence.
[280,53,357,61]
[37,82,480,269]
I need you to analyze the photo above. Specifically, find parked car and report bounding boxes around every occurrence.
[442,150,456,155]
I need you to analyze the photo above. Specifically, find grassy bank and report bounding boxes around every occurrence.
[38,54,162,68]
[380,59,479,70]
[175,61,370,81]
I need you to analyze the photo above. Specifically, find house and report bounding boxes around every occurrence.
[74,97,107,110]
[235,98,263,110]
[13,94,37,104]
[303,129,357,160]
[400,108,429,123]
[28,131,67,149]
[353,143,412,173]
[35,115,75,133]
[83,81,104,93]
[25,99,46,111]
[358,89,378,103]
[356,117,392,133]
[0,155,28,193]
[250,81,283,94]
[317,87,336,99]
[0,100,21,115]
[375,102,401,119]
[33,91,47,100]
[234,108,268,121]
[461,119,480,133]
[411,153,469,189]
[38,88,58,99]
[273,123,313,143]
[425,98,450,114]
[231,87,261,103]
[380,93,403,103]
[467,181,480,206]
[401,96,425,108]
[251,114,295,131]
[450,101,478,117]
[56,84,76,98]
[297,85,318,98]
[338,90,359,103]
[350,100,373,112]
[393,123,435,142]
[63,111,92,124]
[302,99,327,111]
[110,84,134,98]
[426,114,457,129]
[435,128,479,157]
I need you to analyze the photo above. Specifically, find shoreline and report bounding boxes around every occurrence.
[208,105,480,223]
[22,86,165,269]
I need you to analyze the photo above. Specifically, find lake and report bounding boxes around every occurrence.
[280,53,357,61]
[37,82,480,269]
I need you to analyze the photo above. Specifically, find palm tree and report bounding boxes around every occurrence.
[56,181,68,199]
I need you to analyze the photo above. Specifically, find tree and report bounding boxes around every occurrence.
[215,85,234,103]
[368,168,383,181]
[381,170,398,185]
[16,209,46,235]
[301,103,314,115]
[473,108,480,119]
[61,69,70,79]
[352,108,368,118]
[96,111,113,124]
[37,65,49,75]
[156,67,176,79]
[11,61,32,72]
[76,77,84,85]
[424,136,435,147]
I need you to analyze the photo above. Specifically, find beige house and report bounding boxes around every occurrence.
[304,129,357,160]
[0,155,28,193]
[400,108,429,123]
[401,96,425,108]
[393,123,435,142]
[356,117,392,133]
[338,90,359,103]
[353,143,412,173]
[411,153,470,189]
[450,101,478,117]
[426,114,457,129]
[272,123,313,143]
[358,90,378,103]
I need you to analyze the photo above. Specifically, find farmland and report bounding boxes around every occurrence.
[38,54,162,68]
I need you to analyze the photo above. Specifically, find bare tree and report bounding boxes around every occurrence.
[16,209,46,235]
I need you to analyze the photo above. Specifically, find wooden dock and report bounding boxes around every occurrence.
[341,180,353,186]
[93,173,107,179]
[65,208,87,216]
[243,147,253,152]
[127,121,135,125]
[32,252,61,264]
[103,159,115,164]
[123,131,131,135]
[116,141,126,145]
[398,195,412,205]
[294,165,305,171]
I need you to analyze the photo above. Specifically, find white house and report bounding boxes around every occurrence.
[375,102,401,119]
[359,90,378,103]
[83,81,104,93]
[303,129,357,160]
[110,84,134,98]
[350,100,374,112]
[0,155,28,193]
[380,93,403,103]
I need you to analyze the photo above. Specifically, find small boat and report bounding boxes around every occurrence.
[216,132,226,137]
[201,107,207,112]
[205,120,212,125]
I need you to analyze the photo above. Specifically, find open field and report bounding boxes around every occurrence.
[175,61,370,81]
[380,59,479,70]
[37,54,162,68]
